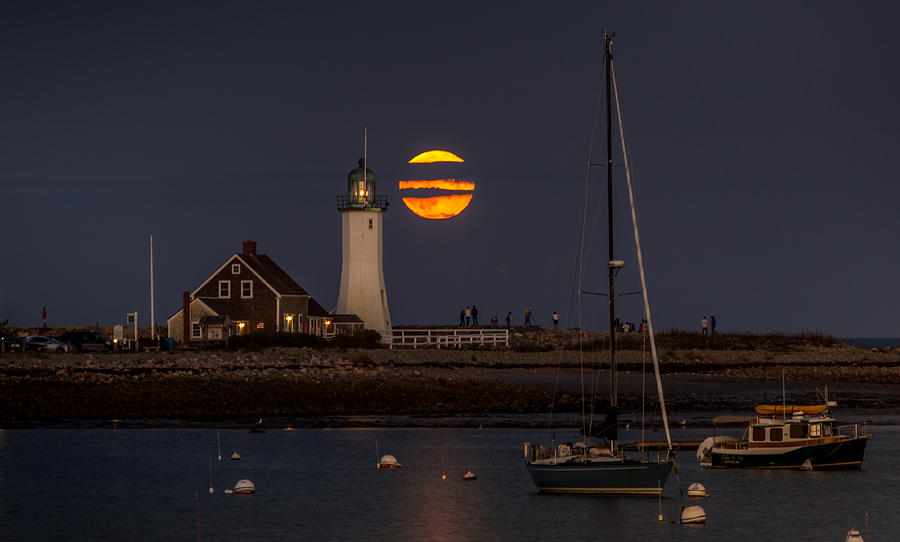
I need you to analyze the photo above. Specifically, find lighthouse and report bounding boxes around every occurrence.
[335,157,392,333]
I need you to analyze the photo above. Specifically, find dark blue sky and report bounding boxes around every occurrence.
[2,1,899,336]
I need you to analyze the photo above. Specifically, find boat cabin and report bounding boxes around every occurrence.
[747,415,837,447]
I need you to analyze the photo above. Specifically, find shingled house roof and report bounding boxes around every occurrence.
[239,253,308,296]
[307,296,330,317]
[191,241,313,299]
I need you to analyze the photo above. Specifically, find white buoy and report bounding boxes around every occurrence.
[234,479,255,494]
[687,482,710,498]
[844,529,864,542]
[462,470,476,480]
[801,458,813,471]
[224,489,233,494]
[231,452,241,461]
[681,505,707,525]
[378,454,402,469]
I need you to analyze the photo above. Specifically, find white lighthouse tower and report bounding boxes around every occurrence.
[335,156,391,333]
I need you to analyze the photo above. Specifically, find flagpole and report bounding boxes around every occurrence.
[150,233,155,341]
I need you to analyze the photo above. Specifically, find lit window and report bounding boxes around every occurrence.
[241,280,253,298]
[256,322,265,329]
[219,281,230,298]
[231,264,240,274]
[191,322,201,339]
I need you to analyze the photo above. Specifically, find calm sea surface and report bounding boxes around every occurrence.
[0,424,894,541]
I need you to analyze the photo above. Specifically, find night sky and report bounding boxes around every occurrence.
[2,1,899,336]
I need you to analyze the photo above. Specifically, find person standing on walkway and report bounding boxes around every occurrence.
[524,306,533,326]
[506,312,511,330]
[711,315,717,334]
[490,315,498,328]
[472,305,479,326]
[459,309,465,326]
[701,316,709,335]
[42,306,47,329]
[465,306,472,326]
[552,311,559,330]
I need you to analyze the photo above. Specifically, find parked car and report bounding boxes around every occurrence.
[25,335,70,353]
[58,330,112,352]
[1,337,26,353]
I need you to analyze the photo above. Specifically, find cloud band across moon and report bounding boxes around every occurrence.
[398,179,475,191]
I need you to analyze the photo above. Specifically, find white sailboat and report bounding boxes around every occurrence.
[523,31,674,495]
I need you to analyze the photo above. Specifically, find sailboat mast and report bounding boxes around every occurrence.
[605,31,618,420]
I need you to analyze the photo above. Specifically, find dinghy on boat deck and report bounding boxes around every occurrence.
[754,404,829,416]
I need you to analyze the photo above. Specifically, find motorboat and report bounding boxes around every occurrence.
[698,408,868,469]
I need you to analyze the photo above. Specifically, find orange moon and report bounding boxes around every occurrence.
[400,150,474,220]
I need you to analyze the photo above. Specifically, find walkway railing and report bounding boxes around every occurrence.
[381,328,509,349]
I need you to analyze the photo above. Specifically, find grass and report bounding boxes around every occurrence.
[562,330,839,352]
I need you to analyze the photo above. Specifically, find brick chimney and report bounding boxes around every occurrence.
[242,240,257,255]
[182,291,191,345]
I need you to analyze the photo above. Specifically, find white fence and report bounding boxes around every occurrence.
[381,328,509,349]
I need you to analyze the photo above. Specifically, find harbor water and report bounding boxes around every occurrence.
[0,423,895,540]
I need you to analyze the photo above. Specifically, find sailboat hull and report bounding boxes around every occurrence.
[525,459,672,495]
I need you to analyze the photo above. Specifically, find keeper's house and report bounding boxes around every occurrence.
[167,240,362,343]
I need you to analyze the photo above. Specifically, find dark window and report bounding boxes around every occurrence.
[368,218,373,229]
[789,424,808,439]
[191,323,201,338]
[219,281,230,298]
[752,427,766,441]
[769,427,783,441]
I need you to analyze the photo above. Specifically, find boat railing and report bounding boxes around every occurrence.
[835,423,866,439]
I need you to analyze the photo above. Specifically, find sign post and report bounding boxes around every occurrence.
[126,312,138,352]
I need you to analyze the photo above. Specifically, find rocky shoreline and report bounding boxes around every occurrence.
[3,329,900,427]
